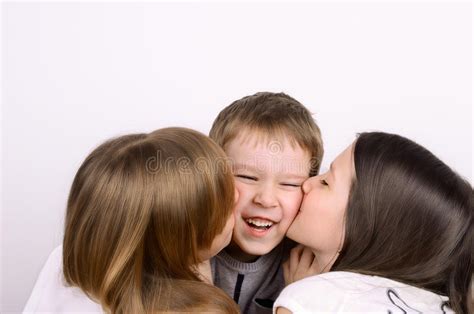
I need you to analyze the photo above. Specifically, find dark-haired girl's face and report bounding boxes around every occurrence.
[287,144,354,270]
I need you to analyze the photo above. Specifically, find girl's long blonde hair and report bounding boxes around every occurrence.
[63,127,238,313]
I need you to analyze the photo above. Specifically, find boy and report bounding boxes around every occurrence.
[209,92,323,314]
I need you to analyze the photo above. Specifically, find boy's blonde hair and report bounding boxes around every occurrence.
[63,127,238,313]
[210,92,324,176]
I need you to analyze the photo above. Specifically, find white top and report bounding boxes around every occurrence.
[23,245,103,313]
[274,271,452,314]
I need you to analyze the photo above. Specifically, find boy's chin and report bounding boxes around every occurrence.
[226,238,280,262]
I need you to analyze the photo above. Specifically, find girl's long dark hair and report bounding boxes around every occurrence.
[332,132,472,313]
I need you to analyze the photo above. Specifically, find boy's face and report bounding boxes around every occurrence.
[225,133,311,261]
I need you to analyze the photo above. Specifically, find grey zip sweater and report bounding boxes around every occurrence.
[211,240,293,314]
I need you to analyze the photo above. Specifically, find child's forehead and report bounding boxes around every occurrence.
[228,128,302,151]
[224,129,313,176]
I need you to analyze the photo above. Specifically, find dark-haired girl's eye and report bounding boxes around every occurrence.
[320,179,328,186]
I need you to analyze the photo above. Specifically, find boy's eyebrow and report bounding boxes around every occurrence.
[232,163,259,171]
[232,163,309,180]
[280,174,309,181]
[280,172,310,179]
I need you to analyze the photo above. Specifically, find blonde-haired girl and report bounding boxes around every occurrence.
[25,127,239,313]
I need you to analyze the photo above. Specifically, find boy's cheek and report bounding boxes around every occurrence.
[281,193,304,223]
[233,182,253,207]
[295,189,305,208]
[233,188,240,205]
[283,188,304,208]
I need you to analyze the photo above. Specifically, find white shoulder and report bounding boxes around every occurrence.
[23,245,102,313]
[274,274,349,313]
[274,272,454,314]
[24,245,63,312]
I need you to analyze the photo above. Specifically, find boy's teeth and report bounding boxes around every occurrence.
[245,218,273,227]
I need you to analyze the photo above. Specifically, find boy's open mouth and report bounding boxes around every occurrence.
[245,218,274,230]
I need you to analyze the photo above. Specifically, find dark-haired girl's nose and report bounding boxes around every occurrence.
[302,177,315,194]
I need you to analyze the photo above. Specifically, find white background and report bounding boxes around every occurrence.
[1,1,472,312]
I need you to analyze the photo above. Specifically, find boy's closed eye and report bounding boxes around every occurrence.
[281,183,302,188]
[235,174,258,181]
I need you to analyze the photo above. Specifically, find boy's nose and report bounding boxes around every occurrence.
[254,186,278,208]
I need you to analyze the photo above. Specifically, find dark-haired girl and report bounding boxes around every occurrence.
[275,132,472,313]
